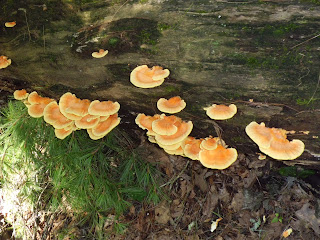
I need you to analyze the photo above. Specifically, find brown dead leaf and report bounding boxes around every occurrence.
[155,201,172,225]
[202,185,219,218]
[194,168,209,192]
[295,202,320,235]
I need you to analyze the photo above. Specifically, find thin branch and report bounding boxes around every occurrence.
[307,73,320,104]
[291,33,320,50]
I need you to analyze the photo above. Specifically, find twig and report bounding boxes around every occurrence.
[291,33,320,50]
[41,211,58,240]
[110,0,131,22]
[43,25,46,52]
[19,8,31,41]
[160,161,189,189]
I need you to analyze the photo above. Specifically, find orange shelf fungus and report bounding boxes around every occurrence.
[245,121,305,160]
[92,49,108,58]
[88,100,120,116]
[59,92,90,120]
[130,65,170,88]
[157,96,186,114]
[27,91,54,118]
[13,89,29,100]
[157,141,182,151]
[204,104,237,120]
[135,113,161,136]
[155,119,193,146]
[5,21,16,27]
[199,144,238,169]
[75,114,100,129]
[55,127,73,140]
[164,146,184,156]
[151,114,181,136]
[91,113,120,137]
[0,56,12,69]
[43,101,73,129]
[182,137,202,160]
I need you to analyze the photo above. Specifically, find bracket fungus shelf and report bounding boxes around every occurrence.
[13,90,121,140]
[130,65,170,88]
[245,121,305,160]
[91,49,108,58]
[0,56,12,69]
[204,104,237,120]
[157,96,186,114]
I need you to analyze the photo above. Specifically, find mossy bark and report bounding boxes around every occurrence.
[1,0,320,165]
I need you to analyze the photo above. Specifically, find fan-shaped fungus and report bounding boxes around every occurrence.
[43,101,73,129]
[75,114,100,129]
[245,121,305,160]
[135,113,161,136]
[130,65,169,88]
[13,89,29,100]
[199,144,238,169]
[5,21,16,27]
[88,100,120,116]
[0,56,12,69]
[55,127,73,140]
[92,49,108,58]
[155,120,193,146]
[157,96,186,114]
[204,104,237,120]
[59,92,90,120]
[91,113,120,137]
[151,114,181,136]
[27,92,54,118]
[183,137,202,160]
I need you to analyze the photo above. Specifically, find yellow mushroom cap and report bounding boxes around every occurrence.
[204,104,237,120]
[59,92,90,120]
[75,114,100,129]
[164,146,184,156]
[135,113,161,136]
[13,89,29,100]
[5,21,16,27]
[91,113,120,136]
[183,137,202,160]
[0,55,12,69]
[259,136,305,160]
[157,141,182,151]
[28,91,54,105]
[157,96,186,114]
[87,128,105,140]
[155,120,193,145]
[43,101,73,129]
[151,66,170,81]
[200,137,219,150]
[199,144,238,169]
[246,121,305,160]
[245,122,273,148]
[27,103,49,118]
[92,49,108,58]
[55,127,73,140]
[88,100,120,116]
[151,114,181,136]
[130,65,166,88]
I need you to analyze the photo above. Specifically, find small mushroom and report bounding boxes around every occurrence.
[92,49,108,58]
[204,104,237,120]
[155,119,193,146]
[182,137,202,160]
[5,21,16,27]
[157,96,186,114]
[91,113,120,137]
[130,65,169,88]
[75,114,100,129]
[13,89,29,100]
[135,113,161,136]
[199,144,238,169]
[27,91,54,118]
[151,114,181,136]
[59,92,90,120]
[43,101,73,129]
[0,56,12,69]
[88,100,120,116]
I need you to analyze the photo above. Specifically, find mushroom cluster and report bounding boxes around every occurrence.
[13,90,120,140]
[135,113,238,169]
[245,121,305,160]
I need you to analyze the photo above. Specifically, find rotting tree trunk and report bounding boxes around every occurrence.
[1,0,320,166]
